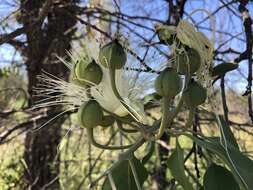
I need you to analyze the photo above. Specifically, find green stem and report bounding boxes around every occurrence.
[185,107,195,128]
[89,137,145,187]
[183,55,191,90]
[116,120,139,133]
[118,137,145,161]
[109,68,122,100]
[86,128,133,150]
[168,96,183,124]
[154,97,170,139]
[102,107,141,130]
[186,56,192,85]
[129,158,142,190]
[151,95,183,140]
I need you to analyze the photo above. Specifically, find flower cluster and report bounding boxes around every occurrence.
[34,39,152,128]
[156,19,213,93]
[35,19,213,146]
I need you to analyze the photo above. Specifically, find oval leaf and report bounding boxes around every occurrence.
[216,114,239,149]
[102,156,148,190]
[167,140,194,190]
[212,63,238,77]
[203,164,240,190]
[186,134,253,190]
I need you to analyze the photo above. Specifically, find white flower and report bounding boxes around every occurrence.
[34,50,152,124]
[34,72,89,110]
[91,67,151,123]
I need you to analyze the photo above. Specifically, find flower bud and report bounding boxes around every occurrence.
[175,48,201,75]
[155,68,182,98]
[78,100,103,128]
[183,81,207,108]
[99,40,127,69]
[74,59,103,86]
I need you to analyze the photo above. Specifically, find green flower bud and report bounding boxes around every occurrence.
[74,59,103,86]
[78,100,103,128]
[99,40,127,69]
[175,48,201,75]
[99,115,115,127]
[155,68,182,98]
[183,81,207,108]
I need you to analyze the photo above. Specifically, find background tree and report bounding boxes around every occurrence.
[20,0,80,189]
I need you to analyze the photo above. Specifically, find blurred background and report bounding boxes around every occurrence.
[0,0,253,189]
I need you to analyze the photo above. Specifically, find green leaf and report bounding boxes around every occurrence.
[186,134,253,190]
[203,163,240,190]
[227,145,253,190]
[215,114,239,149]
[102,156,148,190]
[212,62,238,77]
[215,114,253,189]
[167,140,194,190]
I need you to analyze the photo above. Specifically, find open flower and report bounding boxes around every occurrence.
[91,67,151,122]
[34,47,152,124]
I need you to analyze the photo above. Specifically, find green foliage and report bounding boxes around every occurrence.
[186,114,253,190]
[216,115,239,149]
[216,114,253,190]
[0,156,25,190]
[212,63,238,77]
[102,156,148,190]
[0,66,27,110]
[167,140,194,190]
[203,163,240,190]
[0,66,19,78]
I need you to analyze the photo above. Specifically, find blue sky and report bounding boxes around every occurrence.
[0,0,252,92]
[0,0,22,68]
[119,0,252,93]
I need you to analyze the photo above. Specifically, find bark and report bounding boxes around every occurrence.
[21,0,78,189]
